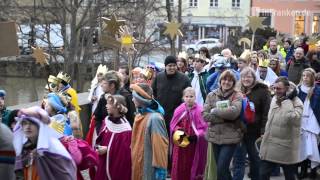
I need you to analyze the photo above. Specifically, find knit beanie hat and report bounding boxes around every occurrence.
[164,56,177,66]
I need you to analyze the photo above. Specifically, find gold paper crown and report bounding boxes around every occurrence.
[57,72,71,83]
[259,59,270,68]
[96,64,108,75]
[48,75,61,85]
[172,130,190,148]
[194,53,207,61]
[178,51,188,60]
[141,68,154,80]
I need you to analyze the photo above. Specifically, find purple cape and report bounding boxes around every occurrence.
[170,103,208,179]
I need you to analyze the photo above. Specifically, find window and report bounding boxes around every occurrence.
[232,0,240,8]
[259,12,272,26]
[189,0,198,7]
[312,15,320,33]
[294,15,305,36]
[210,0,218,7]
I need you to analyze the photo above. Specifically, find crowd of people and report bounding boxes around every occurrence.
[1,35,320,180]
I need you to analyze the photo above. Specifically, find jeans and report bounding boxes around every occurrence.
[213,143,237,180]
[260,160,297,180]
[232,134,260,180]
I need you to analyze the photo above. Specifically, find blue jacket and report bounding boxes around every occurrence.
[297,85,320,124]
[206,69,240,92]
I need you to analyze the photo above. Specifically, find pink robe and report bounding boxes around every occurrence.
[94,116,132,180]
[170,103,208,180]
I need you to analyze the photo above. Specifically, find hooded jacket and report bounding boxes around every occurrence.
[260,83,303,164]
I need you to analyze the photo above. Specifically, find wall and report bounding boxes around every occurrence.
[252,0,320,35]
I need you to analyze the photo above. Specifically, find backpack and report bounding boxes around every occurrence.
[240,95,256,124]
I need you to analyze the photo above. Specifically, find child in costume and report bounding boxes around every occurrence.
[131,83,168,180]
[44,93,98,180]
[95,94,132,180]
[170,87,208,180]
[13,106,76,180]
[88,64,108,113]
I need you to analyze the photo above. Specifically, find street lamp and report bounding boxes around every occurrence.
[187,13,193,44]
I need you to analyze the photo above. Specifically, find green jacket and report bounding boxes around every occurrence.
[263,44,287,59]
[1,108,11,127]
[189,70,210,102]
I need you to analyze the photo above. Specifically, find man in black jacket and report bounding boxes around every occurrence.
[152,56,191,132]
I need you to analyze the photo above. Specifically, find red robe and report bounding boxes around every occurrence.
[94,116,132,180]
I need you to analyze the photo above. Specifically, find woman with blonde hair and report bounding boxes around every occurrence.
[297,68,320,179]
[232,67,271,180]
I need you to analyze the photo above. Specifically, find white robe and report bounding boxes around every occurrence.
[88,84,104,113]
[299,93,320,168]
[191,69,205,106]
[255,67,278,87]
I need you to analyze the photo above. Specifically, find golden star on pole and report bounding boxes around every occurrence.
[163,21,183,40]
[31,46,49,66]
[246,16,265,33]
[308,35,320,51]
[101,14,126,37]
[119,25,137,52]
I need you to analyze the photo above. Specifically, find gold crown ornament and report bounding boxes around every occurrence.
[259,59,270,68]
[141,68,154,80]
[178,51,188,60]
[194,53,208,62]
[48,75,61,85]
[57,72,71,83]
[172,130,190,148]
[240,49,251,62]
[96,64,108,75]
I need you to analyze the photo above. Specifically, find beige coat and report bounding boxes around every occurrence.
[260,96,303,164]
[202,88,244,145]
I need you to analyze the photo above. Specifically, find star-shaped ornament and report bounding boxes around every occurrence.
[163,21,183,40]
[101,14,125,37]
[276,32,284,46]
[307,35,319,46]
[31,46,49,66]
[308,35,320,51]
[246,16,265,33]
[119,25,137,52]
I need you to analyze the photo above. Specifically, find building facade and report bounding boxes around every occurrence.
[252,0,320,36]
[149,0,251,44]
[180,0,250,43]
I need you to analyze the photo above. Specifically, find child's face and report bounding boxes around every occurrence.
[21,120,39,140]
[44,101,55,116]
[106,101,120,117]
[237,61,247,71]
[183,91,196,107]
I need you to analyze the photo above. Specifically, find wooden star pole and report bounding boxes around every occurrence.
[246,16,265,51]
[31,46,49,66]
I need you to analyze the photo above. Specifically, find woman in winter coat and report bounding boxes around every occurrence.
[232,67,271,180]
[259,77,303,180]
[203,70,243,180]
